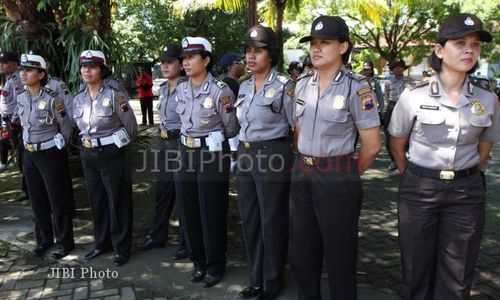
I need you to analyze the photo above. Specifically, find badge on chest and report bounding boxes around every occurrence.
[332,95,344,109]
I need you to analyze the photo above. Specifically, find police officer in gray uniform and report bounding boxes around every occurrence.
[389,13,499,300]
[361,61,383,120]
[136,44,187,258]
[175,36,238,288]
[235,25,295,300]
[73,50,137,267]
[290,16,381,300]
[16,54,74,259]
[383,58,414,170]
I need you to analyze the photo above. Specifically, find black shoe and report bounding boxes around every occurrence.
[172,248,188,260]
[239,286,262,298]
[113,253,129,267]
[135,238,165,251]
[189,269,206,283]
[202,273,223,288]
[84,249,107,260]
[32,244,52,257]
[257,291,279,300]
[50,247,74,259]
[15,193,29,202]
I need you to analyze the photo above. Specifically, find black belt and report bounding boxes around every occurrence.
[298,153,355,169]
[159,129,180,140]
[407,162,479,180]
[240,137,289,150]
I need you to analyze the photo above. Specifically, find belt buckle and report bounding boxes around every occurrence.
[439,170,455,180]
[186,137,196,148]
[303,156,315,166]
[25,143,36,152]
[243,142,251,149]
[82,139,93,148]
[160,129,168,139]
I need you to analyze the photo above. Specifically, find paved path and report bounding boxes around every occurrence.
[0,99,498,299]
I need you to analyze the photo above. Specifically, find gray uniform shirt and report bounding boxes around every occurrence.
[235,69,295,142]
[47,76,73,119]
[17,87,72,143]
[73,85,137,140]
[157,80,181,131]
[389,75,500,170]
[176,72,238,139]
[295,67,381,157]
[384,76,414,110]
[1,70,23,116]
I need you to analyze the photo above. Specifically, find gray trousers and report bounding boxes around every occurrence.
[398,169,485,300]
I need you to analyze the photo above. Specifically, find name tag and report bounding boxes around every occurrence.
[420,105,439,110]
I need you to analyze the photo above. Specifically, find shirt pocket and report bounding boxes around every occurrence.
[73,105,84,119]
[462,113,492,142]
[176,101,186,115]
[321,107,350,136]
[256,95,280,113]
[295,103,306,118]
[97,106,114,118]
[416,111,446,143]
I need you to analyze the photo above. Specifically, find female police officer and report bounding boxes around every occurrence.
[290,16,381,300]
[389,13,499,299]
[16,53,74,259]
[73,50,137,266]
[235,25,294,300]
[175,37,238,288]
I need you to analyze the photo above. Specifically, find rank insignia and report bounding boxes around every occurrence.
[203,97,214,109]
[54,101,66,117]
[287,87,295,98]
[361,96,375,110]
[264,88,276,98]
[296,99,305,106]
[333,95,345,109]
[356,87,371,96]
[470,101,485,116]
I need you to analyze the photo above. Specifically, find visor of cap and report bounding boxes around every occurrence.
[439,29,492,43]
[299,32,346,43]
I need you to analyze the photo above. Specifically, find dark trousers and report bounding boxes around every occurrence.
[383,105,395,162]
[290,156,362,300]
[140,97,154,125]
[24,147,74,250]
[175,142,230,274]
[236,140,292,293]
[80,144,133,255]
[149,138,185,248]
[0,137,9,164]
[398,169,485,300]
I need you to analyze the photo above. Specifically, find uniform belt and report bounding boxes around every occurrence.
[159,129,180,140]
[298,153,355,169]
[24,139,56,152]
[180,135,207,148]
[240,137,289,149]
[407,162,479,180]
[81,135,115,149]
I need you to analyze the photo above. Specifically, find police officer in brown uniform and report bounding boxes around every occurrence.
[383,58,414,171]
[16,54,74,258]
[389,13,499,300]
[290,16,381,300]
[175,36,238,288]
[235,25,295,300]
[73,50,137,267]
[136,44,187,259]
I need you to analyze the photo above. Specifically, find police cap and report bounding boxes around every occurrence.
[437,13,492,43]
[19,54,47,70]
[159,44,182,62]
[299,16,349,43]
[388,58,408,70]
[0,51,19,63]
[244,25,277,48]
[181,37,212,56]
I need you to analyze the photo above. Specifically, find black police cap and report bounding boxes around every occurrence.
[437,13,492,43]
[389,58,408,70]
[0,51,19,63]
[299,16,349,43]
[159,44,182,62]
[244,25,277,48]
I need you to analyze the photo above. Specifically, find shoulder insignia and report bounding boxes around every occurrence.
[116,94,129,112]
[42,87,59,98]
[59,82,70,94]
[50,76,62,81]
[44,88,67,118]
[297,70,314,81]
[178,76,188,84]
[408,79,430,90]
[160,81,168,87]
[469,77,493,92]
[214,78,228,90]
[345,71,366,82]
[356,87,372,96]
[277,74,289,85]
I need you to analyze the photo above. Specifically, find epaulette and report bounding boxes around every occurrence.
[345,71,366,82]
[240,73,252,82]
[408,79,430,90]
[50,76,62,82]
[178,76,188,84]
[42,86,59,98]
[43,87,67,117]
[277,74,289,85]
[214,78,228,89]
[160,81,168,87]
[469,77,493,92]
[297,70,314,81]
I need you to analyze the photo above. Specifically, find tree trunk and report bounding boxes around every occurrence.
[248,0,257,27]
[274,0,285,72]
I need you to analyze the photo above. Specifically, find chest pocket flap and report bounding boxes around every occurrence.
[417,111,445,125]
[97,105,114,117]
[469,115,492,127]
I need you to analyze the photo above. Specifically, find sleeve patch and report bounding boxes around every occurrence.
[296,99,305,106]
[116,95,129,112]
[356,87,372,96]
[361,96,375,110]
[287,87,295,97]
[221,97,234,113]
[54,101,67,117]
